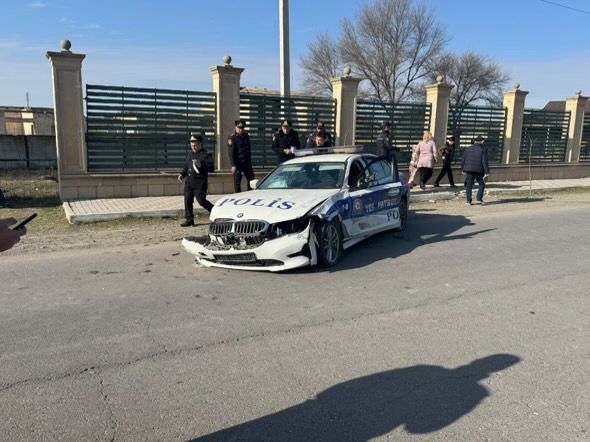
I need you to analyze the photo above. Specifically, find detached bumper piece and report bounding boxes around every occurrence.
[211,253,283,267]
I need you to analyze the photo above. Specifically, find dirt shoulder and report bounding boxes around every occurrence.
[2,189,589,256]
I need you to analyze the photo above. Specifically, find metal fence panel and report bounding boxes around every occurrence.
[355,101,431,163]
[580,112,590,162]
[239,93,337,168]
[520,109,570,163]
[447,106,507,164]
[86,84,217,171]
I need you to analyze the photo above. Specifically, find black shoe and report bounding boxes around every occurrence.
[433,183,440,188]
[180,220,194,227]
[420,184,426,190]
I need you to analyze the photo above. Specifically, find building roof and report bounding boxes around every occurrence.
[543,100,590,113]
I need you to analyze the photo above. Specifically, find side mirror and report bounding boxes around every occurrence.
[250,179,259,190]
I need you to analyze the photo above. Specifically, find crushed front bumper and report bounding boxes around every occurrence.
[182,224,315,272]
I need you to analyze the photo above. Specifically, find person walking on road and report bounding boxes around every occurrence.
[178,134,214,226]
[272,120,301,164]
[228,120,255,193]
[462,136,490,205]
[434,136,456,188]
[414,132,438,190]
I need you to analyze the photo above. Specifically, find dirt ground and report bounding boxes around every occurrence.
[2,189,590,256]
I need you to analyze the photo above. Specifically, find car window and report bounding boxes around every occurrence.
[367,160,394,187]
[259,162,346,190]
[348,160,366,189]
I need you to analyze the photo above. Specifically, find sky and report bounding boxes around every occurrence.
[0,0,589,108]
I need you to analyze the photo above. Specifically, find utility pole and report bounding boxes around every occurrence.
[279,0,290,97]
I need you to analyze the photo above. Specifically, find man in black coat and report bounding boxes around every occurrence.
[376,121,399,162]
[272,120,301,164]
[178,134,214,226]
[228,120,255,193]
[461,136,490,205]
[306,129,332,148]
[434,136,456,188]
[306,121,332,147]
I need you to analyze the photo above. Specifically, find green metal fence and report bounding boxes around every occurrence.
[86,84,217,171]
[447,106,507,164]
[239,93,336,168]
[520,109,570,163]
[580,112,590,162]
[355,101,431,163]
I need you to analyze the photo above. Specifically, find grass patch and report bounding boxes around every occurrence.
[1,200,207,235]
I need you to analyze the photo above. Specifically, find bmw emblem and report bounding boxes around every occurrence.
[237,213,244,219]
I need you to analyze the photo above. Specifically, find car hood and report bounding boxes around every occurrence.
[211,189,340,223]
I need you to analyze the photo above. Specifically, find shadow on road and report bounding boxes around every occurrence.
[482,197,547,206]
[192,353,520,441]
[318,211,496,273]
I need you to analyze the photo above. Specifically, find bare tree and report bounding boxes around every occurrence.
[299,33,342,96]
[434,52,510,109]
[433,52,510,133]
[339,0,448,103]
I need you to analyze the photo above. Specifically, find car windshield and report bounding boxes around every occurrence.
[259,162,346,190]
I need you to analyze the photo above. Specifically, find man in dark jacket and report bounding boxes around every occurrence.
[178,134,214,226]
[228,120,255,193]
[434,136,456,188]
[461,136,490,205]
[306,129,332,148]
[306,121,332,147]
[272,120,301,164]
[376,121,399,162]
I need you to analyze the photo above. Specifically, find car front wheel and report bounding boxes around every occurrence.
[317,219,343,267]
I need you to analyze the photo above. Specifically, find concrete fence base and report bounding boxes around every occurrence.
[58,163,589,200]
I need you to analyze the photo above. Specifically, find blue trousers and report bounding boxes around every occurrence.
[465,173,485,203]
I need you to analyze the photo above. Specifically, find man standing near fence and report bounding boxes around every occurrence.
[306,121,332,147]
[178,134,214,226]
[228,120,255,193]
[376,121,399,162]
[272,120,301,164]
[462,136,490,205]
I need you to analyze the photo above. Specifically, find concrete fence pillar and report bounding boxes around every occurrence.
[0,111,6,134]
[565,90,588,163]
[425,76,453,149]
[332,67,362,146]
[211,56,243,170]
[46,40,87,176]
[502,83,528,164]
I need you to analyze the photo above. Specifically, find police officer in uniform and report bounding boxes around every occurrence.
[178,134,214,227]
[376,121,399,162]
[306,129,332,148]
[228,120,255,193]
[272,120,301,164]
[306,121,332,147]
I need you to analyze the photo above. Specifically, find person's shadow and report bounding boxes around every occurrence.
[192,354,520,441]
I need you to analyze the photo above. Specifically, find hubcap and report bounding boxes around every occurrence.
[322,224,340,263]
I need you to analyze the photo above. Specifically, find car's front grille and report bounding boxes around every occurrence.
[208,219,270,249]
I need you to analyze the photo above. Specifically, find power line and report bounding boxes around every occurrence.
[539,0,590,15]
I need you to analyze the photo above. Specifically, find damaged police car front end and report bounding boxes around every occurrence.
[182,151,409,272]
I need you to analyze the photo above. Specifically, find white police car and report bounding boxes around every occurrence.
[182,148,409,272]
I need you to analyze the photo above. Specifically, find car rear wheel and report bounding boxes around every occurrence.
[317,219,343,267]
[393,197,408,233]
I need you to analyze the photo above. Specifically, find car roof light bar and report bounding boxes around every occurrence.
[293,146,364,157]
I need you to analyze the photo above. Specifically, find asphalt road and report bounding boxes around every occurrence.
[1,198,589,441]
